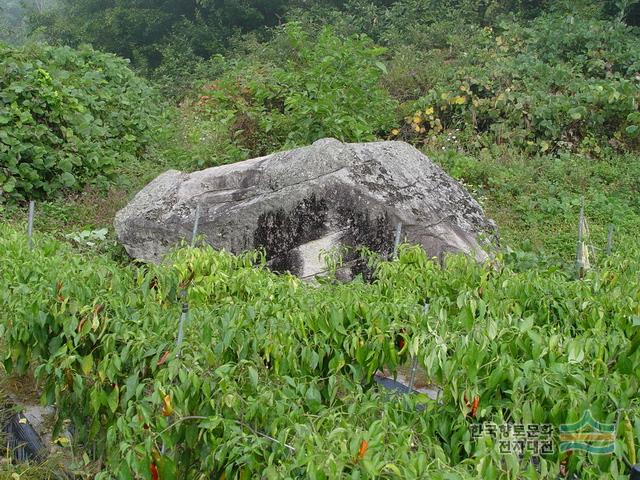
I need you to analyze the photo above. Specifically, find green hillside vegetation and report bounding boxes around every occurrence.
[1,0,640,478]
[2,0,638,256]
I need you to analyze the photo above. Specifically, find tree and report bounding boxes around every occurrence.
[1,0,56,44]
[30,0,297,71]
[0,0,27,43]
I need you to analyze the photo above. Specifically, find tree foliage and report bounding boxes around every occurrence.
[30,0,298,71]
[0,0,55,44]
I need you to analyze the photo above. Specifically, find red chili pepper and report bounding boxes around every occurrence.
[77,317,87,333]
[464,394,480,417]
[396,328,407,351]
[157,351,170,366]
[150,462,159,480]
[357,439,368,461]
[470,396,479,418]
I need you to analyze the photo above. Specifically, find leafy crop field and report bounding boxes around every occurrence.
[1,224,639,478]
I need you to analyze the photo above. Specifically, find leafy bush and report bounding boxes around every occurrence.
[287,2,640,154]
[177,24,396,168]
[387,14,640,153]
[269,24,396,145]
[0,43,160,201]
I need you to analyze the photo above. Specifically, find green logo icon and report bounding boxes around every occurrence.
[559,410,616,454]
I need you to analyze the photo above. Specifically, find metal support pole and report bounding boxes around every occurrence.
[27,201,35,250]
[190,204,201,247]
[407,356,419,393]
[575,199,585,278]
[174,204,200,354]
[606,224,614,256]
[392,222,403,259]
[176,290,189,355]
[408,302,429,392]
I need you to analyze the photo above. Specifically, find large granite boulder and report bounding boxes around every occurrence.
[115,138,496,278]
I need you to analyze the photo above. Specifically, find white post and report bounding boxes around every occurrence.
[408,302,429,392]
[575,199,585,278]
[27,201,35,250]
[190,204,201,247]
[392,222,403,259]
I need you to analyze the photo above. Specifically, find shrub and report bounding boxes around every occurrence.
[269,24,396,145]
[0,43,160,201]
[179,24,397,168]
[388,14,640,153]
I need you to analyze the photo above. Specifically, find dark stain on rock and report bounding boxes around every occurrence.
[269,248,303,274]
[254,194,328,273]
[254,188,399,279]
[339,207,395,255]
[337,204,395,280]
